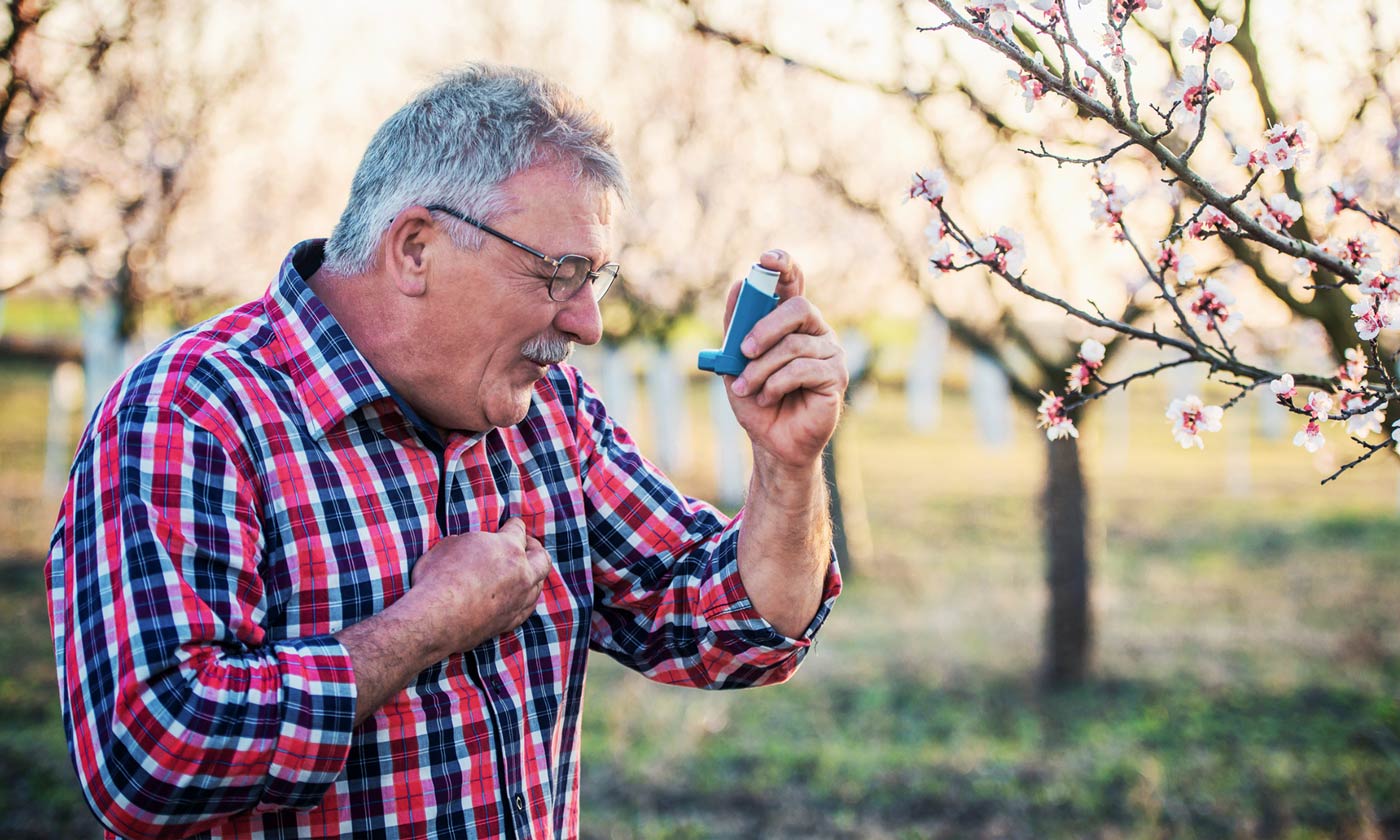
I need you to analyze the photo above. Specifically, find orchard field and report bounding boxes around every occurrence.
[2,354,1397,839]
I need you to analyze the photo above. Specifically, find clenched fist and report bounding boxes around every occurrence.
[409,517,552,660]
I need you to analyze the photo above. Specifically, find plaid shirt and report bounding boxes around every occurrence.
[47,240,841,840]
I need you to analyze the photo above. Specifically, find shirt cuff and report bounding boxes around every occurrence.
[255,635,358,811]
[699,517,844,651]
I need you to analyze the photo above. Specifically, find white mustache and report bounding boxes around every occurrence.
[521,333,574,366]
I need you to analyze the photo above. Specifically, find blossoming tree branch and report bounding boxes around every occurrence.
[914,0,1399,484]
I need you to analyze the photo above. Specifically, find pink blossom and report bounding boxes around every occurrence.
[1270,373,1296,402]
[1359,266,1397,298]
[967,2,1019,36]
[1077,65,1100,95]
[972,226,1027,275]
[1305,390,1334,419]
[1294,258,1315,276]
[924,218,947,247]
[1264,122,1309,156]
[1110,0,1161,24]
[908,169,949,204]
[1101,26,1133,72]
[1009,54,1048,112]
[1234,123,1309,172]
[1337,390,1382,437]
[1328,182,1361,219]
[1342,235,1380,273]
[1157,243,1197,293]
[1263,194,1303,231]
[1340,347,1368,388]
[1031,0,1060,22]
[1322,235,1381,274]
[1190,279,1242,335]
[929,242,956,274]
[1188,206,1237,239]
[1351,299,1390,341]
[1293,419,1326,452]
[1037,391,1079,440]
[1232,147,1269,169]
[1181,17,1237,51]
[1173,66,1232,113]
[1166,395,1223,449]
[1090,165,1130,233]
[1065,339,1105,393]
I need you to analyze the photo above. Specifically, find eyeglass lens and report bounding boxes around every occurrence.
[551,256,619,302]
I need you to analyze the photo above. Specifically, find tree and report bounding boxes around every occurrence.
[1,0,264,364]
[654,0,1399,687]
[918,0,1399,483]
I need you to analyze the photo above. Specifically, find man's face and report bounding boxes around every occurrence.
[414,162,611,432]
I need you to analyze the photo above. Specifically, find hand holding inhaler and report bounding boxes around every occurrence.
[697,264,781,377]
[696,251,848,472]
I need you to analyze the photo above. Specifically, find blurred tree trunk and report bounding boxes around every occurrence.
[1042,433,1091,688]
[821,435,850,578]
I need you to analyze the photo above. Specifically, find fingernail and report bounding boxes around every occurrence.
[762,249,783,263]
[741,336,758,356]
[732,377,749,396]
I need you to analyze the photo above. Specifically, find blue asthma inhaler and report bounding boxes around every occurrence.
[698,264,781,377]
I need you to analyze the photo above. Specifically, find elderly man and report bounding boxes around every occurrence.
[47,63,844,839]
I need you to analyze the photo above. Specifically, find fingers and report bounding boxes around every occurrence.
[757,249,805,300]
[724,250,803,333]
[749,356,849,407]
[500,516,527,547]
[524,533,552,583]
[731,332,839,399]
[740,296,832,360]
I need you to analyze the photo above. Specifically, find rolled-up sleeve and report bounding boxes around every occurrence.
[46,404,355,839]
[570,371,841,689]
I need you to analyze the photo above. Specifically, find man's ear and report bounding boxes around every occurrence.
[382,207,436,297]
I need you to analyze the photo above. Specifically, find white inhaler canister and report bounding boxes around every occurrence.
[697,264,781,377]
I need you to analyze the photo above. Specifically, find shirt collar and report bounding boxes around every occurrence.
[266,239,397,440]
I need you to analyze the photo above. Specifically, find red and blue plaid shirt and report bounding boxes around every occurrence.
[46,240,841,839]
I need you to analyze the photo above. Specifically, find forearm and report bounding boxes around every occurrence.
[736,449,833,638]
[334,589,459,725]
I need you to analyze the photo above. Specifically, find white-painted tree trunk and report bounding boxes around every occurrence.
[906,307,948,433]
[44,362,86,496]
[708,375,746,508]
[599,342,636,430]
[969,350,1012,449]
[81,298,126,418]
[646,342,688,474]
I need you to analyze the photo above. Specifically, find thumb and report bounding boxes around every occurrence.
[500,516,527,546]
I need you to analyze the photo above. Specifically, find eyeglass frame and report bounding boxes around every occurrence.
[425,204,619,302]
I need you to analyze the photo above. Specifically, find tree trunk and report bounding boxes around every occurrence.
[1042,434,1092,688]
[821,434,851,578]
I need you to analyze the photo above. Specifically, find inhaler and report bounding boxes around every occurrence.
[697,264,780,377]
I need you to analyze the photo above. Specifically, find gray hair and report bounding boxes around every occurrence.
[323,63,628,276]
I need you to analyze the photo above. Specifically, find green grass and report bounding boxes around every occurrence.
[2,355,1398,838]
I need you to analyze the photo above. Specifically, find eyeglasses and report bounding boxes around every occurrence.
[426,204,619,302]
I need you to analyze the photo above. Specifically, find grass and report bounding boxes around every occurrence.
[1,352,1398,839]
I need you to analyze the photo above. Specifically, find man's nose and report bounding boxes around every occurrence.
[553,286,603,346]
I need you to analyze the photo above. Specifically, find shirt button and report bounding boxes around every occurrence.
[514,793,526,811]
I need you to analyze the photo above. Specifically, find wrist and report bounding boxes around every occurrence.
[749,449,825,511]
[385,586,459,664]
